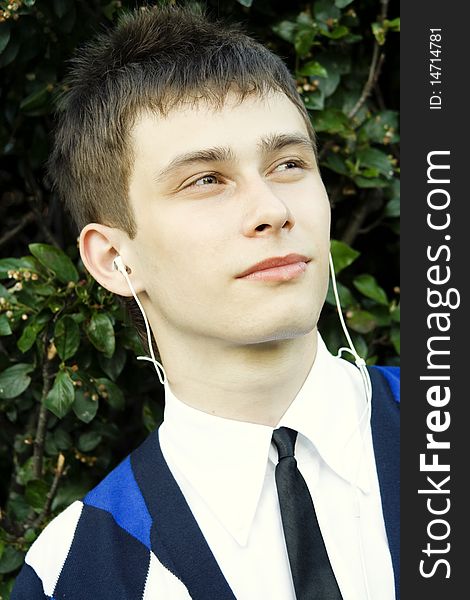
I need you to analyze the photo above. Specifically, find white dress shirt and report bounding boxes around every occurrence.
[158,333,395,600]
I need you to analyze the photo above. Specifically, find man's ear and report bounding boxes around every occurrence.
[79,223,143,297]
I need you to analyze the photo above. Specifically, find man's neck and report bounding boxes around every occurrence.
[156,328,318,427]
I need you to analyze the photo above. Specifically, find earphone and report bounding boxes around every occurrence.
[113,255,167,385]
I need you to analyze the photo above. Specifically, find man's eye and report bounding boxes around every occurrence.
[191,173,220,187]
[273,160,305,172]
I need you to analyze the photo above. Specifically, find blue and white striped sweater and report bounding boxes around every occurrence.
[12,366,400,600]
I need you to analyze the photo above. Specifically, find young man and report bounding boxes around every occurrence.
[12,5,399,599]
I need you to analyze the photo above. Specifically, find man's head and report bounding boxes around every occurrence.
[49,4,316,238]
[49,5,330,359]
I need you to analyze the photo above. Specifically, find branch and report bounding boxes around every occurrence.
[32,339,54,479]
[348,44,385,120]
[341,194,373,246]
[347,0,389,120]
[30,454,65,530]
[358,214,385,235]
[0,212,35,249]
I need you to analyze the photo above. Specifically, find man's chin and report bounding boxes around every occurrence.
[230,320,318,346]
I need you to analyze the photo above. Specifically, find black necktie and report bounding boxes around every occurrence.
[272,427,343,600]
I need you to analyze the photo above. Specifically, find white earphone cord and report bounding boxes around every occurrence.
[329,252,373,600]
[114,257,167,385]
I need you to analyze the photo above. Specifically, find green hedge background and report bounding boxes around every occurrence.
[0,0,399,593]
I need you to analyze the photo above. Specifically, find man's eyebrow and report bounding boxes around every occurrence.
[154,147,236,185]
[153,132,316,185]
[259,132,315,156]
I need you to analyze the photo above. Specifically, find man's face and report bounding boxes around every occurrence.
[126,91,331,349]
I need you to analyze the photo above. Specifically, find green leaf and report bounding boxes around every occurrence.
[0,363,34,399]
[314,0,341,23]
[272,20,297,44]
[346,310,377,334]
[142,399,164,433]
[236,0,253,6]
[54,316,80,360]
[350,333,369,361]
[98,345,126,381]
[391,303,400,323]
[353,274,388,305]
[294,26,316,57]
[316,71,341,98]
[45,370,75,418]
[354,175,389,188]
[372,17,400,45]
[0,282,12,298]
[335,0,354,7]
[0,314,12,336]
[371,22,385,45]
[0,256,38,278]
[0,545,25,575]
[368,305,391,327]
[120,327,145,355]
[325,280,356,309]
[323,152,349,176]
[385,196,400,218]
[312,108,351,135]
[385,17,400,32]
[0,22,11,55]
[8,493,31,520]
[54,428,73,450]
[317,51,351,76]
[357,147,394,178]
[16,457,36,486]
[20,86,50,113]
[29,243,78,284]
[96,378,125,410]
[330,240,360,274]
[303,89,325,111]
[47,296,65,314]
[78,431,102,452]
[384,179,400,217]
[24,529,38,543]
[86,313,115,358]
[298,61,328,77]
[0,35,19,67]
[44,433,58,458]
[322,25,349,39]
[391,326,400,354]
[358,110,399,145]
[17,314,49,352]
[25,479,49,512]
[17,323,39,353]
[16,287,43,311]
[73,390,99,424]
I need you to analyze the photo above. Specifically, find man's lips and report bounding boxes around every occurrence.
[235,254,311,279]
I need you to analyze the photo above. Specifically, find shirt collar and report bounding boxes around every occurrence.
[159,332,369,547]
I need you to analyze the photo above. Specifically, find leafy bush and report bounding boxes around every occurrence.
[0,0,399,593]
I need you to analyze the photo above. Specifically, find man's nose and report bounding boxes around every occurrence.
[240,177,295,237]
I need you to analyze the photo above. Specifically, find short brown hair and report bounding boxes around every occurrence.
[48,3,315,238]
